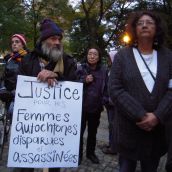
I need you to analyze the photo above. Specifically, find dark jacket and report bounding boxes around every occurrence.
[3,52,27,91]
[18,50,77,81]
[77,63,108,114]
[109,47,172,160]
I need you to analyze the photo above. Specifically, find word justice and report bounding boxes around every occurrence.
[18,80,80,100]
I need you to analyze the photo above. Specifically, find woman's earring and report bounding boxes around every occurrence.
[134,40,138,47]
[153,39,158,46]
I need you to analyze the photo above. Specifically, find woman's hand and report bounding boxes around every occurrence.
[136,113,159,131]
[85,74,94,83]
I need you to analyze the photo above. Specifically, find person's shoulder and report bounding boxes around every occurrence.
[100,64,108,71]
[64,53,75,59]
[63,53,77,64]
[78,62,87,69]
[117,46,132,55]
[21,51,37,63]
[22,52,31,60]
[3,54,11,62]
[76,62,88,73]
[159,46,172,53]
[158,46,172,59]
[112,47,132,62]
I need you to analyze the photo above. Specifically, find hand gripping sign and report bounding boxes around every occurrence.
[8,75,83,168]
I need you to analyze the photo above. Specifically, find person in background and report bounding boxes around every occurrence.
[4,34,28,91]
[13,19,77,172]
[102,51,117,155]
[109,11,172,172]
[1,34,29,118]
[77,47,108,164]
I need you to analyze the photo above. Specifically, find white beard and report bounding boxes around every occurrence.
[41,41,63,62]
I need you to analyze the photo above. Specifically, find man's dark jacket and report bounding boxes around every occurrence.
[18,50,77,81]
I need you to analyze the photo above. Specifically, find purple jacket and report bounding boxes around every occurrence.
[76,63,108,114]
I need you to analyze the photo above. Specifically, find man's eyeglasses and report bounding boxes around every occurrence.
[136,20,155,27]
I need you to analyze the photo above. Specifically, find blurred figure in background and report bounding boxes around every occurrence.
[102,51,117,155]
[1,34,29,118]
[4,34,28,91]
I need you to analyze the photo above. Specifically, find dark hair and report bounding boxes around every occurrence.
[126,11,166,49]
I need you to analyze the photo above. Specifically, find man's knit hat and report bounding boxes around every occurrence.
[40,19,63,42]
[11,34,27,46]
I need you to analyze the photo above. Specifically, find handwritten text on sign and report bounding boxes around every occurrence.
[8,75,83,168]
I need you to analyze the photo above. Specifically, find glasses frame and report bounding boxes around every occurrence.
[136,20,155,27]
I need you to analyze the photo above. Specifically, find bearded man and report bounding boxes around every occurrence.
[14,19,77,172]
[19,18,76,86]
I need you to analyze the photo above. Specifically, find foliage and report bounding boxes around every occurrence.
[22,0,75,48]
[0,0,29,53]
[69,0,172,61]
[69,0,135,61]
[0,0,75,52]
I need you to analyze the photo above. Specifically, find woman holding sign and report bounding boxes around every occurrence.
[77,47,108,164]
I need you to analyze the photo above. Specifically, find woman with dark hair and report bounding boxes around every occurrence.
[77,47,108,164]
[109,11,172,172]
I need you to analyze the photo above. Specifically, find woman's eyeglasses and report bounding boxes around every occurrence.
[137,20,155,26]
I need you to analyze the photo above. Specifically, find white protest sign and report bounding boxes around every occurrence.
[8,75,83,168]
